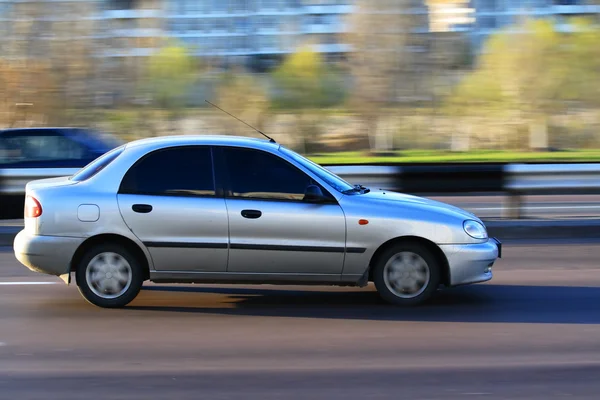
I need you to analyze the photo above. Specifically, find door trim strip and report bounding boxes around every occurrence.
[230,243,366,254]
[144,242,228,249]
[144,241,366,254]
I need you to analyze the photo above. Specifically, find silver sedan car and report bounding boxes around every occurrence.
[13,135,501,308]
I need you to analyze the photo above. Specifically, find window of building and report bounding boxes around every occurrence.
[478,16,498,29]
[213,0,228,13]
[259,35,277,49]
[554,0,580,5]
[231,0,248,12]
[215,18,228,32]
[260,16,278,30]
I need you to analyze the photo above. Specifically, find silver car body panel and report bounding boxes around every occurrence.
[440,241,498,286]
[14,229,83,278]
[118,194,229,272]
[225,198,347,274]
[13,135,499,288]
[149,271,348,285]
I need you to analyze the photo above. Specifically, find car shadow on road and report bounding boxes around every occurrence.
[129,284,600,324]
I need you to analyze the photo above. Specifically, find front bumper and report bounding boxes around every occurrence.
[13,229,83,280]
[440,237,501,287]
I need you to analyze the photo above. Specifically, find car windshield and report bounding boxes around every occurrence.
[279,146,355,193]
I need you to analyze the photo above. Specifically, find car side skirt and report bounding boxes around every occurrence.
[149,271,364,286]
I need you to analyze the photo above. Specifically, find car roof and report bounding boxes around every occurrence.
[124,135,280,152]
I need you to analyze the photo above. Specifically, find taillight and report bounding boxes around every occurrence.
[25,196,42,218]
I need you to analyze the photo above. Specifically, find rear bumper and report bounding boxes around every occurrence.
[440,238,500,287]
[13,229,83,279]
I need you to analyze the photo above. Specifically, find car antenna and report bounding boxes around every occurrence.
[205,100,276,143]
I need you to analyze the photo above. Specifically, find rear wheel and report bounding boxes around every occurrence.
[373,242,441,306]
[75,243,144,308]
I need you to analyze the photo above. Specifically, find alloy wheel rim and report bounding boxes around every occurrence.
[383,251,430,299]
[85,252,132,299]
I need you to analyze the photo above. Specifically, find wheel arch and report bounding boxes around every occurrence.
[70,233,151,281]
[367,236,451,286]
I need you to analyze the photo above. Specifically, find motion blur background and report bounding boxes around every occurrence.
[0,0,599,158]
[3,4,600,398]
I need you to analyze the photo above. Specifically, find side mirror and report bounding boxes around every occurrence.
[304,184,327,203]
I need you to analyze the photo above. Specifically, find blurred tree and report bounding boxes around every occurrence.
[271,46,345,152]
[0,1,102,127]
[48,1,100,124]
[215,70,270,137]
[144,42,197,134]
[449,18,600,150]
[559,18,600,107]
[271,46,344,110]
[344,0,429,152]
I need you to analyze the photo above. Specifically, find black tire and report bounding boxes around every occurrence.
[373,242,441,306]
[75,243,144,308]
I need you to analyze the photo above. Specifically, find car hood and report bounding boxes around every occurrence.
[357,189,480,222]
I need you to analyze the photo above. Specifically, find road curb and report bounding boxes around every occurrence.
[0,219,599,247]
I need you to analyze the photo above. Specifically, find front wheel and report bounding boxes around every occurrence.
[75,243,144,308]
[373,242,441,306]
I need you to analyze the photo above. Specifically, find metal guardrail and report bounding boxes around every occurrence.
[325,165,402,191]
[502,163,600,218]
[504,163,600,192]
[329,163,600,219]
[1,163,599,219]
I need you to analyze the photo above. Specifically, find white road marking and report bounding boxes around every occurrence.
[0,282,58,285]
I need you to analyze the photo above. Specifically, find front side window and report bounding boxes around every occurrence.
[120,146,215,196]
[223,147,327,202]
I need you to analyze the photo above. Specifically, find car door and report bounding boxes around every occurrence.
[117,145,229,272]
[217,146,346,276]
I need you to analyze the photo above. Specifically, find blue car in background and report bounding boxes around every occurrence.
[0,127,121,218]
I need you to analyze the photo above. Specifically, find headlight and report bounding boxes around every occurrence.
[463,220,488,240]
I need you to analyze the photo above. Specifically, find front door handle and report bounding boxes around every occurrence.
[132,204,153,214]
[241,209,262,219]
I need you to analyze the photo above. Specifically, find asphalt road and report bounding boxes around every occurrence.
[2,243,600,399]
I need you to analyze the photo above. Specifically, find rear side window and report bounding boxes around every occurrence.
[71,145,125,182]
[119,146,215,197]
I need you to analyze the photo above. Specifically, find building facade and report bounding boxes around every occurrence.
[162,0,429,70]
[471,0,600,49]
[101,0,430,70]
[0,0,431,70]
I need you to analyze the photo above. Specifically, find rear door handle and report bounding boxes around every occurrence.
[132,204,153,214]
[241,209,262,219]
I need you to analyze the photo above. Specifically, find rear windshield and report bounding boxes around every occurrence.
[70,145,125,182]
